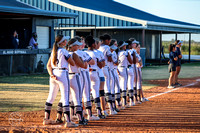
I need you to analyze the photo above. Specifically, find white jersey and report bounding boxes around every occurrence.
[76,49,92,71]
[127,49,134,67]
[85,50,100,70]
[132,49,141,62]
[99,44,112,65]
[75,49,87,62]
[95,50,105,69]
[132,48,137,54]
[51,48,71,70]
[95,50,105,62]
[95,49,105,77]
[111,51,118,69]
[68,51,80,73]
[136,54,142,68]
[118,50,128,67]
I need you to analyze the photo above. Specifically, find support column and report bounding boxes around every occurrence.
[94,25,97,38]
[175,33,177,41]
[142,29,145,47]
[71,29,75,38]
[189,33,191,63]
[160,31,162,64]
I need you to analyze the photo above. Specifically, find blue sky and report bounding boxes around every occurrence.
[115,0,200,25]
[115,0,200,41]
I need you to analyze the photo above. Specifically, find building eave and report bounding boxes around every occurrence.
[49,0,147,26]
[0,5,78,19]
[147,21,200,30]
[55,26,147,30]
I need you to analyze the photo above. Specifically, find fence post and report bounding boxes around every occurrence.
[160,31,162,64]
[142,29,145,47]
[189,33,191,63]
[9,55,13,76]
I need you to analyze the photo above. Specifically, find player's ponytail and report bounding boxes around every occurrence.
[175,40,180,45]
[85,35,95,48]
[126,40,132,49]
[169,44,176,52]
[109,39,117,46]
[99,34,111,45]
[67,38,77,51]
[52,35,63,66]
[118,41,124,50]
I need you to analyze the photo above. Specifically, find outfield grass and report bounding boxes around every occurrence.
[0,74,61,112]
[142,62,200,80]
[0,62,199,112]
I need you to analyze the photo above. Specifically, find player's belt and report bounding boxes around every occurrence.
[69,72,80,75]
[89,69,96,72]
[53,68,67,70]
[119,66,127,68]
[128,65,133,68]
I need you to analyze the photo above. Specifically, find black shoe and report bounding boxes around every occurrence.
[115,108,120,112]
[79,119,88,125]
[83,117,88,123]
[55,119,63,124]
[98,114,106,119]
[175,82,182,86]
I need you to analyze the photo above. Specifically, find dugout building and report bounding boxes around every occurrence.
[0,0,77,75]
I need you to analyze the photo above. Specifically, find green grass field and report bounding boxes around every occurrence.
[0,62,199,112]
[142,62,200,80]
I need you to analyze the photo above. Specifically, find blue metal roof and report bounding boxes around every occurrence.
[57,0,199,27]
[0,0,78,19]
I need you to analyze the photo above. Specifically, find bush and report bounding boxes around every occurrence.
[162,41,200,55]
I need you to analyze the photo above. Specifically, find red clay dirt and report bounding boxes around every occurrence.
[0,77,200,133]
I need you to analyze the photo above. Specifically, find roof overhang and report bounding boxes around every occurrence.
[49,0,200,33]
[55,26,147,30]
[147,21,200,33]
[55,25,200,33]
[49,0,147,26]
[0,5,78,19]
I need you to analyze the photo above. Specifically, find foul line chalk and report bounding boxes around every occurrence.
[147,79,200,99]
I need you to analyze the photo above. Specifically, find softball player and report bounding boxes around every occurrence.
[109,40,120,112]
[126,40,137,106]
[74,36,99,121]
[135,43,149,102]
[111,42,122,110]
[117,41,133,108]
[67,38,88,125]
[95,38,108,117]
[85,36,105,118]
[44,35,78,127]
[99,34,116,115]
[131,40,141,104]
[107,44,117,114]
[168,44,178,88]
[175,40,183,86]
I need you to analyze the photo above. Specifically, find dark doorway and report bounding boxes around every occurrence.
[76,31,92,38]
[0,17,32,49]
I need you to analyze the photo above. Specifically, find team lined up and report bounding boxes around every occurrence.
[43,34,149,128]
